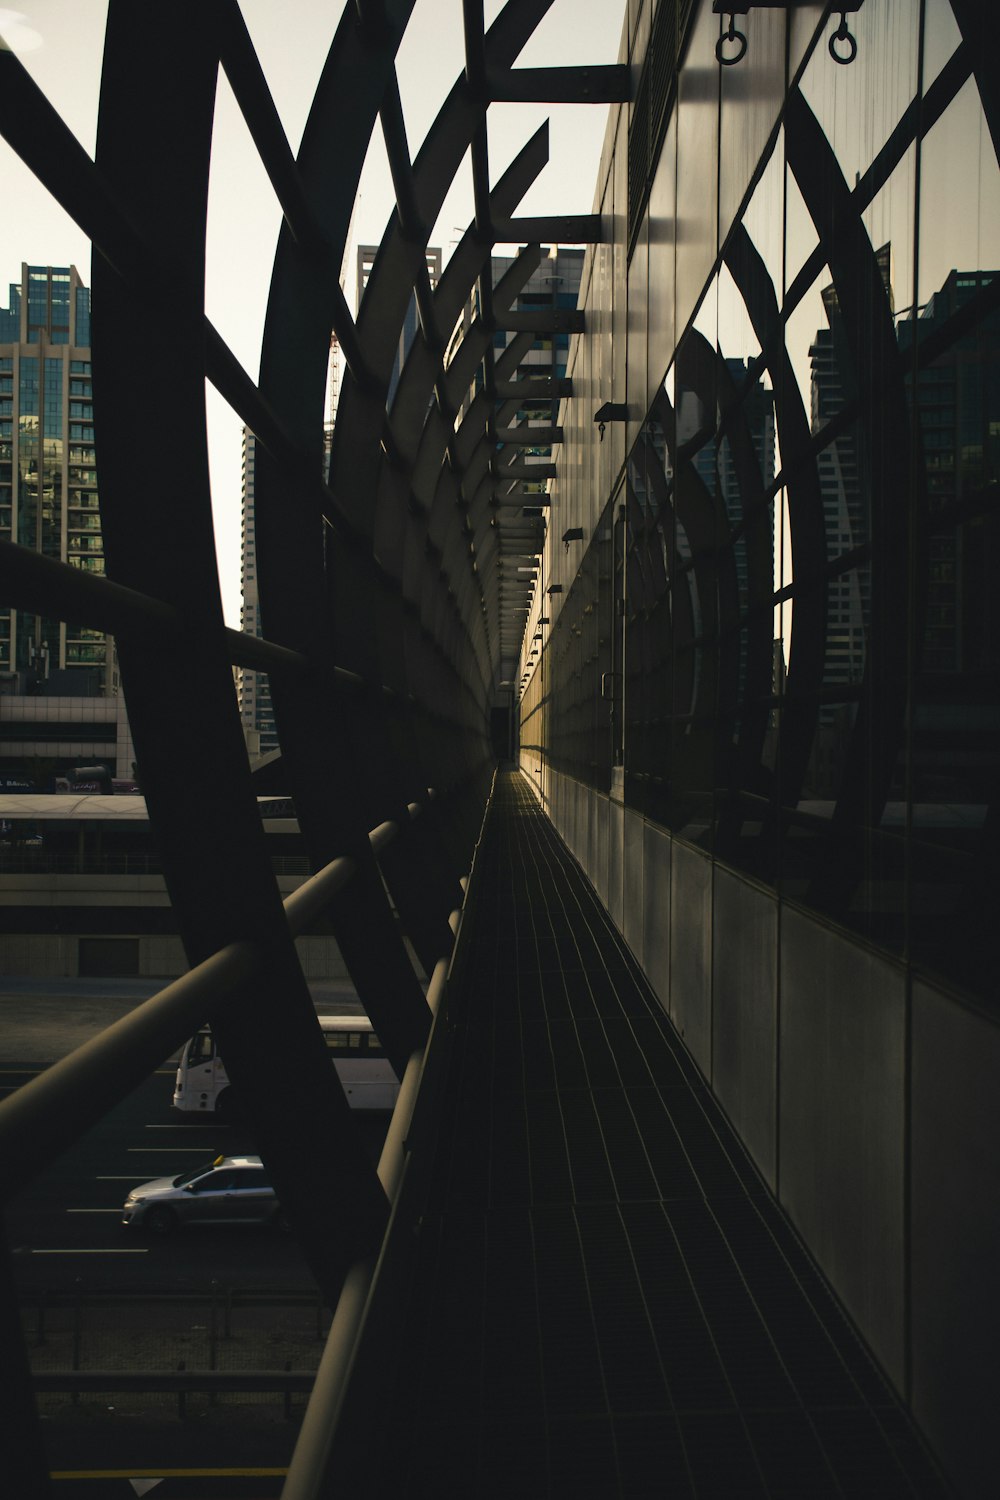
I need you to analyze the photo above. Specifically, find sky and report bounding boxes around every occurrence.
[0,0,626,625]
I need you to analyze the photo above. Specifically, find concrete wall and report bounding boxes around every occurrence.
[534,765,998,1498]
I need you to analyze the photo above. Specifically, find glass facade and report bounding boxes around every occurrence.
[516,23,1000,1472]
[529,0,999,1003]
[237,427,278,755]
[0,265,106,686]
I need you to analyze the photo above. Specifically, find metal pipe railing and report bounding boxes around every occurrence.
[281,778,493,1500]
[282,856,357,934]
[0,942,259,1202]
[280,947,454,1500]
[0,539,364,695]
[0,794,431,1203]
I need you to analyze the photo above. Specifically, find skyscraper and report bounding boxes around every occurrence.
[357,244,442,405]
[236,425,278,758]
[900,266,1000,676]
[808,244,894,721]
[237,330,344,760]
[0,264,110,692]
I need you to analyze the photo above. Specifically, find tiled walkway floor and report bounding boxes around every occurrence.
[374,773,951,1497]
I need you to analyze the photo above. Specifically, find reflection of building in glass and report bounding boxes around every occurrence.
[899,267,1000,810]
[357,245,441,405]
[808,246,893,716]
[805,258,1000,795]
[901,267,1000,675]
[690,357,775,609]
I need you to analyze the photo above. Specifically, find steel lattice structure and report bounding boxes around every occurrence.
[0,3,625,1493]
[5,1,1000,1493]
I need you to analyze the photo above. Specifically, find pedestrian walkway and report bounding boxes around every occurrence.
[369,772,952,1497]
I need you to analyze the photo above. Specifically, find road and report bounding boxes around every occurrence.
[0,981,398,1486]
[2,980,388,1294]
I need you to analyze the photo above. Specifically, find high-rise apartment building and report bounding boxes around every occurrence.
[238,328,348,761]
[488,244,583,374]
[493,242,583,480]
[899,266,1000,676]
[357,245,442,404]
[804,256,1000,794]
[236,426,277,758]
[0,264,109,690]
[0,264,134,786]
[689,356,776,707]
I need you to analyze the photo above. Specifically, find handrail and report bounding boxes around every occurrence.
[281,772,495,1500]
[280,946,455,1500]
[368,798,424,856]
[0,795,435,1200]
[0,942,259,1201]
[0,538,364,695]
[282,855,356,935]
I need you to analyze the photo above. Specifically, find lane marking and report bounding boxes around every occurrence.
[51,1469,288,1479]
[127,1147,210,1153]
[1,1068,176,1076]
[1,1068,177,1075]
[31,1248,148,1255]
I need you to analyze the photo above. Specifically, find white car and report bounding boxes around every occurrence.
[122,1155,281,1234]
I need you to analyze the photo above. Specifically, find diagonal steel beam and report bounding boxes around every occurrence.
[379,73,446,354]
[212,0,330,258]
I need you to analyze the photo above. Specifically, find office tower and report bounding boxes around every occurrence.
[0,264,135,786]
[899,267,1000,676]
[488,244,584,375]
[689,356,776,599]
[357,244,442,405]
[449,245,584,498]
[0,264,109,691]
[236,426,278,758]
[808,245,894,721]
[490,244,583,493]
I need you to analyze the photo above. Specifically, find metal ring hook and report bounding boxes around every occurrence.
[716,14,748,67]
[829,12,858,65]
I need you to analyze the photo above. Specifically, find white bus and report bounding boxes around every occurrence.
[172,1015,399,1115]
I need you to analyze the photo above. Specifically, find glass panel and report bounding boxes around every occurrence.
[545,494,614,794]
[757,8,922,948]
[798,0,920,192]
[922,0,963,92]
[902,44,1000,993]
